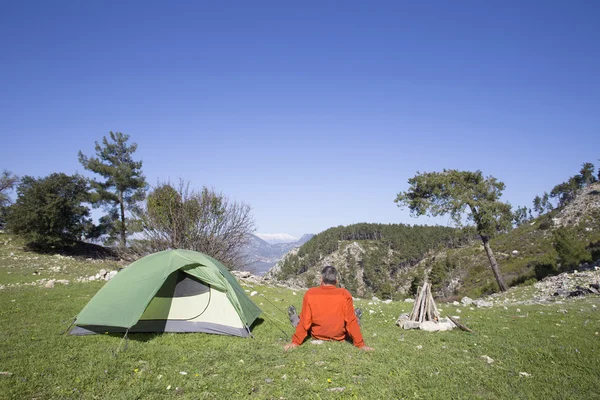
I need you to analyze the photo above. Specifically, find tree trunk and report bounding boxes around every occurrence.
[119,191,126,248]
[480,235,507,292]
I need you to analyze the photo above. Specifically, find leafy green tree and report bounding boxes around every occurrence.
[395,169,512,291]
[0,170,19,228]
[5,173,92,249]
[552,227,591,271]
[78,132,147,247]
[532,192,553,216]
[550,176,582,208]
[579,162,596,186]
[513,205,531,227]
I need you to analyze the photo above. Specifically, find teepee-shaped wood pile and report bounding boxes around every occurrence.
[409,282,440,322]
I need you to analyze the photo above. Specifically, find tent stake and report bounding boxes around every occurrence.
[62,317,76,335]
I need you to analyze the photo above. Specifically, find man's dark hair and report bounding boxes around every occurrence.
[321,266,338,285]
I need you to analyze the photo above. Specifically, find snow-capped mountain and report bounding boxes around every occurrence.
[255,233,298,244]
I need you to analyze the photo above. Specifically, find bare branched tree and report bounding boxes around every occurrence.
[132,180,255,270]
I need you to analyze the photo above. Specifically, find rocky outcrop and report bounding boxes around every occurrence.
[480,267,600,305]
[552,182,600,229]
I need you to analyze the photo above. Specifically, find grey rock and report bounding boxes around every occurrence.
[473,299,493,308]
[420,321,440,332]
[395,313,410,326]
[105,271,118,280]
[403,321,421,330]
[461,297,473,306]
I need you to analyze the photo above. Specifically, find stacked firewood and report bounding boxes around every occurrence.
[408,282,440,322]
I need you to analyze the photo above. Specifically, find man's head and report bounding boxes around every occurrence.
[321,266,338,285]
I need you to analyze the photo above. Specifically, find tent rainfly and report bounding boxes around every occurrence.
[70,249,262,337]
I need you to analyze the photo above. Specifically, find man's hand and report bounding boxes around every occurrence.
[284,343,299,351]
[359,346,374,352]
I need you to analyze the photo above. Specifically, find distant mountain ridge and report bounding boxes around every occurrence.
[255,233,299,244]
[244,233,314,275]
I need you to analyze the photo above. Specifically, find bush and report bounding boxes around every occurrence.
[538,216,553,230]
[510,273,536,287]
[553,227,592,271]
[534,261,558,280]
[5,173,93,250]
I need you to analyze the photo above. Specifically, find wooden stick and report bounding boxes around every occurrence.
[423,285,430,322]
[425,284,432,321]
[447,316,475,334]
[410,286,424,321]
[419,283,427,323]
[431,291,440,320]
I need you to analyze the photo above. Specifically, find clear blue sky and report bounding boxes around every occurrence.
[1,1,599,238]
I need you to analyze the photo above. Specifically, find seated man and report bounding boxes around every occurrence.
[284,266,374,351]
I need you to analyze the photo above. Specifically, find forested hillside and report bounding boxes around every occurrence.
[268,223,476,298]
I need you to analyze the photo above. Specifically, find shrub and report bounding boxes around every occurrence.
[538,216,553,230]
[553,227,592,271]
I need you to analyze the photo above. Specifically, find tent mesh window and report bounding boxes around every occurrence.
[155,271,210,298]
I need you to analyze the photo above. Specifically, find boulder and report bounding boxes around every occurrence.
[44,281,55,289]
[473,299,493,308]
[420,321,440,332]
[105,271,118,280]
[403,321,421,330]
[437,321,454,331]
[460,296,473,306]
[395,313,410,326]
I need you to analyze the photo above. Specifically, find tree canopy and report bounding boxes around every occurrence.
[5,173,92,249]
[395,169,512,291]
[0,170,18,229]
[78,132,147,247]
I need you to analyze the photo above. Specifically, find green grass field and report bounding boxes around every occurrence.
[1,236,599,399]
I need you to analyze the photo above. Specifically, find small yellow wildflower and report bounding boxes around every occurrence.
[195,373,199,377]
[134,368,139,373]
[327,378,332,383]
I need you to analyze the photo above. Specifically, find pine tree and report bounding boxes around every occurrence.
[580,162,596,186]
[552,227,591,271]
[395,169,512,291]
[78,132,147,247]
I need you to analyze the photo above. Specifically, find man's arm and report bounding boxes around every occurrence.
[286,293,312,349]
[343,293,371,349]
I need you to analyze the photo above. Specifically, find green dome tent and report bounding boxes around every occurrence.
[70,249,262,337]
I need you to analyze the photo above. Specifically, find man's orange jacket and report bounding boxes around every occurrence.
[291,284,365,348]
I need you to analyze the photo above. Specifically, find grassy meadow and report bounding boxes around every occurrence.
[1,235,599,399]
